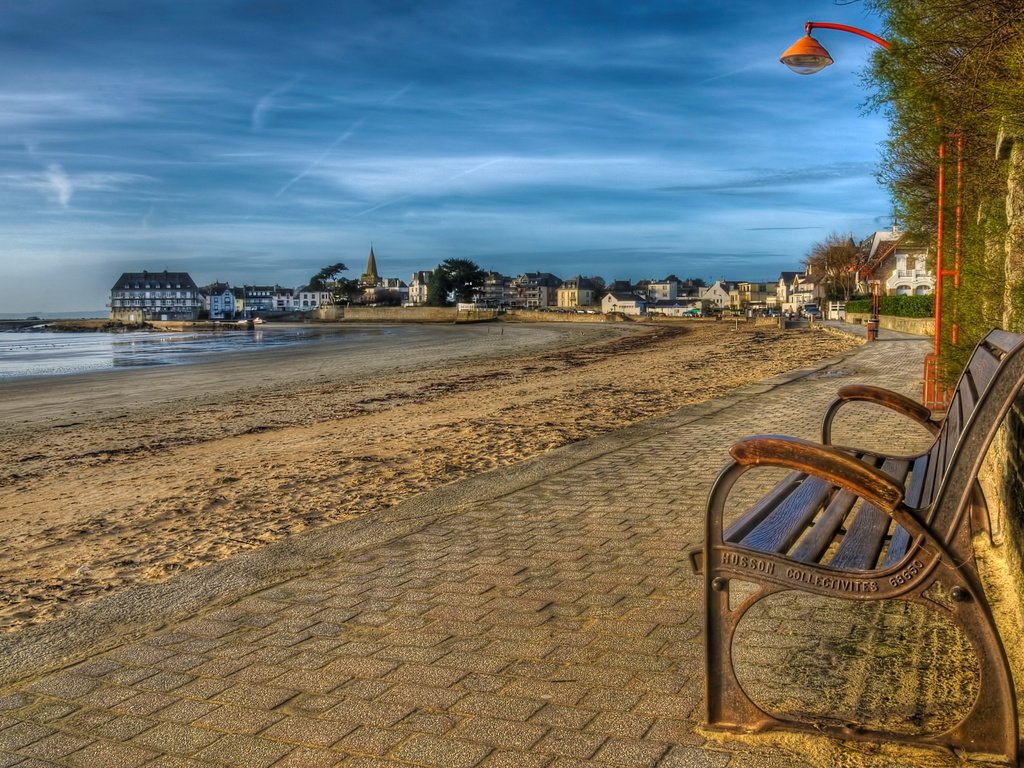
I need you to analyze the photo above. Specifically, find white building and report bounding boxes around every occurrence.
[862,229,934,296]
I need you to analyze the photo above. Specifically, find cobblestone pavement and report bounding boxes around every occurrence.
[0,327,1017,767]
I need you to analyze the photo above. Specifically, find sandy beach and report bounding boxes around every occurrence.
[0,320,858,632]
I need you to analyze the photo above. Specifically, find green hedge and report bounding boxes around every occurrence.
[845,294,934,318]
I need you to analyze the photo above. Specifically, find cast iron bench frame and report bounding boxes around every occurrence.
[690,328,1024,764]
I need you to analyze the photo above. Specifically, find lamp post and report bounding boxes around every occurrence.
[781,21,953,408]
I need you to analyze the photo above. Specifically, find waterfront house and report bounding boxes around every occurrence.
[601,291,647,316]
[776,271,801,313]
[556,276,599,309]
[232,286,245,316]
[699,280,732,310]
[408,271,431,305]
[109,270,201,322]
[645,275,680,303]
[647,299,702,317]
[861,228,934,296]
[513,272,562,308]
[294,286,333,311]
[731,281,773,312]
[477,272,513,308]
[789,273,822,309]
[273,286,295,311]
[243,285,276,316]
[205,282,235,320]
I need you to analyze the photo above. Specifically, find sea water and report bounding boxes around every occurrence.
[0,326,402,380]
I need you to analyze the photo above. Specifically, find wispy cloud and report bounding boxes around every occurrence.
[1,168,151,208]
[274,119,364,198]
[252,75,303,131]
[46,164,73,207]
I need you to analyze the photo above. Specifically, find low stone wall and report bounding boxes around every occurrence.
[846,312,933,337]
[503,310,609,323]
[339,306,497,323]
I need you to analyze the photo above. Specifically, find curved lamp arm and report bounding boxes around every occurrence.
[805,22,890,50]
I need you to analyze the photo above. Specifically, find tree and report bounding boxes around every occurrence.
[426,258,486,306]
[863,0,1024,369]
[803,232,861,301]
[307,263,348,290]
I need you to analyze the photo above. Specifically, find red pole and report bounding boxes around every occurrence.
[934,140,945,359]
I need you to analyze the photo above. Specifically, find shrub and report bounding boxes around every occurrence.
[846,294,934,318]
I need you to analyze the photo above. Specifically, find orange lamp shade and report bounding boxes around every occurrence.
[780,34,834,75]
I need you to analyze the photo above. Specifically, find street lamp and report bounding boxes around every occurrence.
[780,22,889,74]
[781,21,953,407]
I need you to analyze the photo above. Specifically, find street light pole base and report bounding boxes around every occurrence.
[923,352,951,410]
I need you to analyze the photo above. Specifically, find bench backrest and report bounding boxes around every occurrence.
[925,330,1024,541]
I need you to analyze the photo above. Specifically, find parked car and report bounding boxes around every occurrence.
[800,303,821,319]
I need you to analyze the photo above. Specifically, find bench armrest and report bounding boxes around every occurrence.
[822,384,940,444]
[726,435,955,562]
[730,435,904,512]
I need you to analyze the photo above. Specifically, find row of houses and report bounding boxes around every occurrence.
[108,231,933,322]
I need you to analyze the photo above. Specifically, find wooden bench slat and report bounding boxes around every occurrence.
[919,439,944,510]
[984,329,1021,357]
[958,373,977,420]
[738,476,834,554]
[968,346,1001,394]
[828,459,909,570]
[790,487,858,563]
[903,453,931,508]
[723,471,803,544]
[882,524,913,567]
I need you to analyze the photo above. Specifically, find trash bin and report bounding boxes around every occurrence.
[866,319,879,342]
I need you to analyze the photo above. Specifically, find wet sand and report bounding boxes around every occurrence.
[0,320,859,632]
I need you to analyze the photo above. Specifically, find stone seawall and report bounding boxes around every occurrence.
[333,306,497,323]
[846,312,933,336]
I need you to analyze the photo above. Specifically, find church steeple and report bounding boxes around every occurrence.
[360,244,380,287]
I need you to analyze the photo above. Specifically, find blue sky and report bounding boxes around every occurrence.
[0,0,893,314]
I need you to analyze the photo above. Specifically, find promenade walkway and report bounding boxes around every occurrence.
[0,325,1017,767]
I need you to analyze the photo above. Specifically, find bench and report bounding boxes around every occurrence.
[690,329,1024,764]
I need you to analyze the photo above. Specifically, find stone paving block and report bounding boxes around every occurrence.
[272,745,345,767]
[381,682,466,712]
[452,692,546,722]
[63,739,159,767]
[455,715,549,750]
[214,682,297,710]
[390,733,492,768]
[335,725,406,756]
[0,722,54,751]
[261,715,355,747]
[193,733,292,767]
[25,673,97,701]
[322,699,412,728]
[130,721,222,754]
[321,657,397,680]
[479,749,552,767]
[108,691,177,718]
[592,737,669,766]
[19,702,77,725]
[94,715,158,741]
[394,710,459,736]
[0,751,27,768]
[191,704,283,735]
[531,727,606,760]
[152,699,219,725]
[17,731,90,761]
